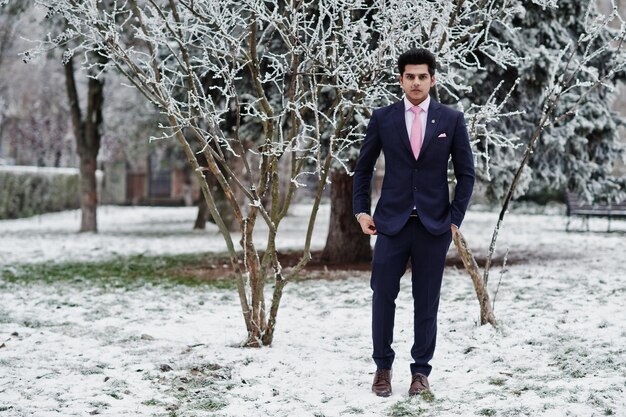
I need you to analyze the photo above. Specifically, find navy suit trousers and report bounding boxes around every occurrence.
[370,215,452,376]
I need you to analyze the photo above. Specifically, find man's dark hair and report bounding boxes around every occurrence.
[398,48,437,76]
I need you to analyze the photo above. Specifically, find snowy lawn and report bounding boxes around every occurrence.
[0,204,625,416]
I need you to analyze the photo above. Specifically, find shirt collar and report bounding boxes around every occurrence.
[404,94,431,114]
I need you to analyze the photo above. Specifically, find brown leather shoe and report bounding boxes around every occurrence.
[372,368,392,397]
[408,373,430,396]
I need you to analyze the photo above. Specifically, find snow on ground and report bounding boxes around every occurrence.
[0,204,625,416]
[0,204,326,266]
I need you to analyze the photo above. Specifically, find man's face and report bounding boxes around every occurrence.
[399,64,435,105]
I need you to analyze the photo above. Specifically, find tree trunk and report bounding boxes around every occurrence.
[194,197,209,229]
[322,168,372,263]
[193,152,238,231]
[211,184,238,231]
[64,56,104,233]
[79,155,98,232]
[452,230,497,326]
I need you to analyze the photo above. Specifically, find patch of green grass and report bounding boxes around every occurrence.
[478,409,496,416]
[80,366,105,376]
[418,390,435,403]
[551,345,590,378]
[0,253,237,289]
[22,319,46,328]
[489,377,507,386]
[142,398,163,406]
[195,399,226,411]
[151,362,232,415]
[501,406,532,417]
[342,406,365,414]
[108,392,123,400]
[388,399,428,416]
[88,401,110,409]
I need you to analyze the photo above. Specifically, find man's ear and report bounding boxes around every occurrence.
[430,74,436,87]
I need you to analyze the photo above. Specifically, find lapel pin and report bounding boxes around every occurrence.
[431,119,435,123]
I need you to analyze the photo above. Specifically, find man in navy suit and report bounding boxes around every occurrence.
[353,48,475,397]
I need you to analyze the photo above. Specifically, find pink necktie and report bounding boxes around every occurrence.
[409,106,424,160]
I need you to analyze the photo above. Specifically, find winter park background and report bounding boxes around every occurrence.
[0,204,625,417]
[1,0,626,416]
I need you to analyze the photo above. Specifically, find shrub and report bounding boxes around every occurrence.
[0,165,81,219]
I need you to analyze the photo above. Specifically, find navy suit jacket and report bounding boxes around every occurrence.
[352,98,475,236]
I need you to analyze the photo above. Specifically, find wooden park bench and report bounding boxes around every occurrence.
[565,191,626,232]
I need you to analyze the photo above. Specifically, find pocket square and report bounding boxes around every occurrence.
[437,132,447,138]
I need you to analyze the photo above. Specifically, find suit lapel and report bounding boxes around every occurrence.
[418,99,442,162]
[392,101,414,157]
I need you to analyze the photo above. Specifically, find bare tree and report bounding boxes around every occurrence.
[19,0,384,346]
[455,0,626,325]
[19,0,530,345]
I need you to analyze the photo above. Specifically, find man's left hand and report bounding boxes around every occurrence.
[451,224,458,237]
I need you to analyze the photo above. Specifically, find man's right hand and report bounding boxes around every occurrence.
[358,214,377,235]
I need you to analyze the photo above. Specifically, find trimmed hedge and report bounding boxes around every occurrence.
[0,166,80,219]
